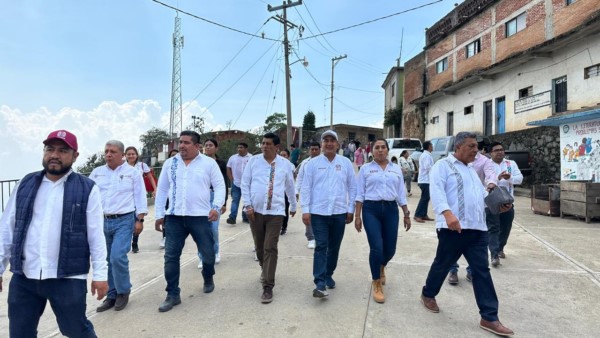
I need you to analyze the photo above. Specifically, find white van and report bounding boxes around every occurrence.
[385,138,423,164]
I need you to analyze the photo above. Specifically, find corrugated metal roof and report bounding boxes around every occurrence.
[526,107,600,127]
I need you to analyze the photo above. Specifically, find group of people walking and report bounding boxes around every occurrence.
[0,128,521,337]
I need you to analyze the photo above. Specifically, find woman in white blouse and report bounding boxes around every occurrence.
[355,139,411,304]
[125,146,156,253]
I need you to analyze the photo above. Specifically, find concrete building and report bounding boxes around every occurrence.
[403,0,600,183]
[382,66,404,138]
[316,124,383,147]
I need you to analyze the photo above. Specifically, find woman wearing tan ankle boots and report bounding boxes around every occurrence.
[354,139,411,303]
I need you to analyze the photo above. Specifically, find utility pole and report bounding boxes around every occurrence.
[329,54,347,130]
[268,0,302,148]
[169,14,184,145]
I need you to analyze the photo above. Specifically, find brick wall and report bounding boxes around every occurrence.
[495,0,532,22]
[456,33,493,79]
[426,35,454,64]
[404,52,426,104]
[554,0,600,37]
[456,10,494,45]
[428,54,454,92]
[495,2,547,62]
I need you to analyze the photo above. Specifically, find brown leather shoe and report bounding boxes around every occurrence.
[420,294,439,313]
[447,271,458,285]
[114,293,129,311]
[480,319,514,336]
[423,216,435,221]
[261,286,273,304]
[372,280,384,303]
[413,217,425,223]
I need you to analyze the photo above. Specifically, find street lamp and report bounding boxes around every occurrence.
[283,56,308,147]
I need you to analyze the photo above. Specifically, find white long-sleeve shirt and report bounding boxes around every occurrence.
[300,154,357,215]
[418,150,434,184]
[0,171,108,281]
[355,161,408,207]
[430,154,487,231]
[491,159,523,197]
[295,157,312,194]
[241,155,297,216]
[89,162,148,217]
[155,153,225,219]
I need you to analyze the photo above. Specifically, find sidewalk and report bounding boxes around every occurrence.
[1,187,599,337]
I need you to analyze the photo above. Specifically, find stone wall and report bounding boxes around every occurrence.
[490,126,560,186]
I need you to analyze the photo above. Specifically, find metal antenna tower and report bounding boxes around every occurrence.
[169,15,184,139]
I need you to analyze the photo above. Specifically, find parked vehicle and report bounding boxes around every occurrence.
[385,138,423,164]
[411,135,492,163]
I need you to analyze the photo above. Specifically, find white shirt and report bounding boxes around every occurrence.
[430,154,487,231]
[356,161,408,207]
[241,155,297,216]
[418,150,434,184]
[300,154,357,215]
[227,153,252,186]
[295,157,312,194]
[0,171,108,281]
[134,162,151,174]
[155,153,225,219]
[399,156,415,174]
[491,159,523,197]
[89,162,148,217]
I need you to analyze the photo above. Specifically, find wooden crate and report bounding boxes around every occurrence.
[531,184,560,217]
[560,181,600,223]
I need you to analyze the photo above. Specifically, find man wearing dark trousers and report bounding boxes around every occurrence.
[414,141,434,223]
[0,130,108,338]
[420,132,513,337]
[227,142,252,224]
[154,130,225,312]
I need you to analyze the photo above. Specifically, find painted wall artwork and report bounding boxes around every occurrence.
[560,118,600,181]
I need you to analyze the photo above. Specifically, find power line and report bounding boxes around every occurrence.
[298,0,445,41]
[337,85,381,94]
[152,0,280,42]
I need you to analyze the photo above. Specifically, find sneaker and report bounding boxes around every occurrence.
[307,240,316,249]
[132,243,139,253]
[498,250,506,259]
[261,286,273,304]
[159,237,166,249]
[226,218,236,225]
[312,288,329,298]
[215,253,221,264]
[447,271,459,285]
[491,257,500,267]
[198,260,203,269]
[325,277,336,289]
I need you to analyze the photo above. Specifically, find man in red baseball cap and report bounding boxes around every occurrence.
[0,129,108,337]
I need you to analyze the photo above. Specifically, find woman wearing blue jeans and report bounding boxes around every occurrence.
[354,139,411,303]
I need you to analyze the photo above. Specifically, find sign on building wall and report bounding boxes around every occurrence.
[514,91,551,114]
[560,118,600,181]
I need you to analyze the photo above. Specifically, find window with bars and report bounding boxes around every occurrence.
[519,86,533,98]
[584,64,600,79]
[506,13,526,37]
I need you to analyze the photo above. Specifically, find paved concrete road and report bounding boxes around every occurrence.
[1,190,599,337]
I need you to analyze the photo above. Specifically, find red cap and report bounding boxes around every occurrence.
[43,130,78,151]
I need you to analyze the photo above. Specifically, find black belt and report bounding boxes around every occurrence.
[104,211,134,219]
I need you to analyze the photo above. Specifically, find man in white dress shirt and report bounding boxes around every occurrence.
[0,130,108,337]
[90,140,148,312]
[301,130,357,298]
[414,141,434,223]
[226,142,252,224]
[154,131,226,312]
[420,132,514,337]
[295,141,321,249]
[488,142,522,267]
[241,132,296,303]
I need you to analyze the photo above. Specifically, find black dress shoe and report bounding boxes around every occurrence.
[158,296,181,312]
[114,293,129,311]
[203,278,215,293]
[132,243,139,253]
[97,298,116,312]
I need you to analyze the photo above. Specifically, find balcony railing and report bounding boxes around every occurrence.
[1,179,19,213]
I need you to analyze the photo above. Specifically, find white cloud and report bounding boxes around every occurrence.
[0,100,217,180]
[368,119,384,129]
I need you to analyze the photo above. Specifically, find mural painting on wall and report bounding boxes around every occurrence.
[560,118,600,182]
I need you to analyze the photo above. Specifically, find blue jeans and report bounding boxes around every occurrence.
[311,213,346,290]
[362,201,399,280]
[487,207,515,258]
[415,183,430,218]
[229,183,248,222]
[164,215,215,297]
[8,274,96,338]
[199,191,219,261]
[104,212,135,298]
[422,229,499,322]
[449,261,472,274]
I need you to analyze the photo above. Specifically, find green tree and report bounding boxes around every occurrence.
[76,152,105,175]
[302,110,316,131]
[140,127,170,157]
[264,112,287,133]
[384,107,403,127]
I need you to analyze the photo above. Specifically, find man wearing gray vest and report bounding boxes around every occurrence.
[0,130,108,337]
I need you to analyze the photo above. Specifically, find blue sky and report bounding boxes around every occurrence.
[0,0,460,179]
